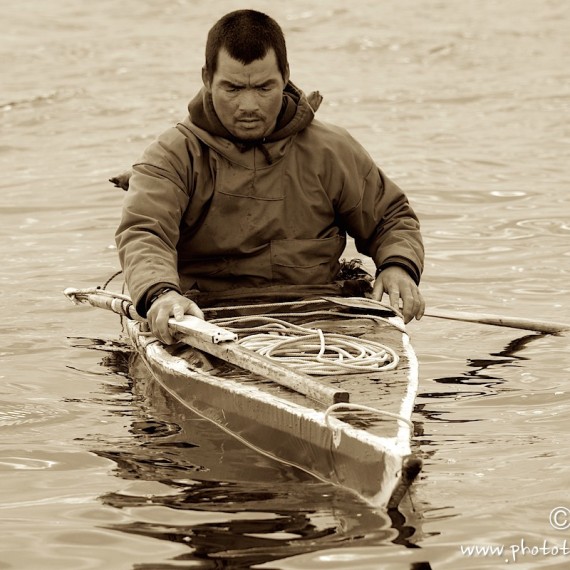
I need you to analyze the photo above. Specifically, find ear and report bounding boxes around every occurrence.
[202,67,212,91]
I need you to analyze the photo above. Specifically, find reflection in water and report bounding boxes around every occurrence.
[417,332,545,420]
[80,340,426,568]
[412,331,552,526]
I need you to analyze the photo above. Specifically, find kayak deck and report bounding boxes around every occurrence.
[126,296,420,508]
[64,287,421,508]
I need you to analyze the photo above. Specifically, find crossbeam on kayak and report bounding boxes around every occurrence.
[170,316,349,405]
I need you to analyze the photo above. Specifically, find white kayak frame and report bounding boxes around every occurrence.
[65,287,422,508]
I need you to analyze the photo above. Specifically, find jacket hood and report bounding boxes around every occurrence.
[182,82,317,165]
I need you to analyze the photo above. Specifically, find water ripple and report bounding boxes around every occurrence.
[0,401,66,428]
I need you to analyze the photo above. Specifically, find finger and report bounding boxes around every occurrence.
[172,301,204,321]
[400,295,413,324]
[402,287,425,322]
[147,312,159,338]
[388,287,401,313]
[173,303,184,321]
[147,299,177,344]
[185,301,205,320]
[156,314,173,344]
[371,278,385,301]
[396,281,416,323]
[416,294,426,320]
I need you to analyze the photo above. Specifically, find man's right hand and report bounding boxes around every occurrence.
[147,291,205,344]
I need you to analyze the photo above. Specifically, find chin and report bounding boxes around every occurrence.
[234,129,265,141]
[230,121,269,140]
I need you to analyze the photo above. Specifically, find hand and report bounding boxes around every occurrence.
[372,266,425,324]
[147,291,204,344]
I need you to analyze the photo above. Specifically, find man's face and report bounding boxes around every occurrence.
[203,48,289,141]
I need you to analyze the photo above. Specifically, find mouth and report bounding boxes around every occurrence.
[237,117,263,125]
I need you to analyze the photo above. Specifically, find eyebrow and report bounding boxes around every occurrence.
[219,79,279,89]
[256,79,279,88]
[219,80,243,88]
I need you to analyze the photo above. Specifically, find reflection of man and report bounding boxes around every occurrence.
[116,9,425,344]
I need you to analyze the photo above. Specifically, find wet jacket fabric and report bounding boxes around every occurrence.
[115,82,424,317]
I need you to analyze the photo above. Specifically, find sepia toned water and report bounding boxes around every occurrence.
[1,0,569,568]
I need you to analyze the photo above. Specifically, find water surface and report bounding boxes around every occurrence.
[1,0,569,568]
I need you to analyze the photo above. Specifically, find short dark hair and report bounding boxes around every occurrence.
[205,10,288,80]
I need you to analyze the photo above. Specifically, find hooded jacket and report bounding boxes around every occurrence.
[116,83,424,317]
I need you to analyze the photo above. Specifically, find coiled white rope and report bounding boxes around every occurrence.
[211,315,399,376]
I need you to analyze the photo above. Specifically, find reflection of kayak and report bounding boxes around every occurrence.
[65,286,421,508]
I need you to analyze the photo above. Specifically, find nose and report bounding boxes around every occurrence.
[237,89,259,113]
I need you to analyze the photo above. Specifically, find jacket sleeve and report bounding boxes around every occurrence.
[115,129,192,316]
[334,142,424,283]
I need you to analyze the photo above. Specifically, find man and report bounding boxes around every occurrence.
[115,9,425,344]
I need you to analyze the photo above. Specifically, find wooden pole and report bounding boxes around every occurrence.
[65,288,349,405]
[425,308,569,334]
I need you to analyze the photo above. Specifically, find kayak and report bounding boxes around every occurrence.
[64,285,421,508]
